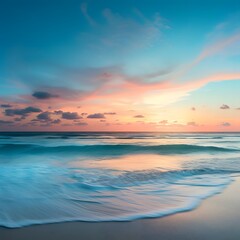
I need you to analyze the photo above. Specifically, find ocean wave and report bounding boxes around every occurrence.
[1,132,240,140]
[0,132,239,228]
[0,143,238,156]
[0,165,234,228]
[69,168,239,189]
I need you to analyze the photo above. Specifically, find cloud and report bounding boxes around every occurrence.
[52,119,61,124]
[40,87,87,101]
[61,123,72,127]
[172,25,240,82]
[196,32,240,64]
[159,120,168,125]
[1,104,12,108]
[36,112,52,121]
[221,122,231,127]
[101,9,165,50]
[62,112,82,120]
[54,110,63,115]
[187,121,198,126]
[17,66,118,104]
[80,7,167,55]
[14,117,23,122]
[2,16,240,132]
[4,107,42,117]
[75,122,88,126]
[134,115,144,118]
[32,91,58,100]
[104,112,117,115]
[80,3,97,26]
[0,120,14,125]
[220,104,230,109]
[87,113,105,119]
[32,114,62,125]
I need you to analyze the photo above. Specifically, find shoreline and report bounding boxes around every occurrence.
[1,177,240,240]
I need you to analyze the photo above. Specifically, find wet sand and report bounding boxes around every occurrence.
[1,177,240,240]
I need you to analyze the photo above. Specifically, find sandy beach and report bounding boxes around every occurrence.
[1,177,239,240]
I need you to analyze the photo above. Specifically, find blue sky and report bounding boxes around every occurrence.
[0,0,240,131]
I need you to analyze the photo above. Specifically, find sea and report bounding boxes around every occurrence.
[0,132,240,228]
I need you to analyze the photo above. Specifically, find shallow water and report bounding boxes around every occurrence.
[0,132,240,228]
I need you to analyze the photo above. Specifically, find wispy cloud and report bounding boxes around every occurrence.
[196,33,240,64]
[174,24,240,81]
[80,6,167,54]
[80,3,97,26]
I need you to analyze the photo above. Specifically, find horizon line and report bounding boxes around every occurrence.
[1,131,240,133]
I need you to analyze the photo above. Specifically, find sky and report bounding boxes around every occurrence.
[0,0,240,132]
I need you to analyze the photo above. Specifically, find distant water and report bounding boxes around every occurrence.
[0,132,240,228]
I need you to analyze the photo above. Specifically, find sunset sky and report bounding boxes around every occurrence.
[1,0,240,131]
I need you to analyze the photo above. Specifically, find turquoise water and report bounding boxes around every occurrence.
[0,132,240,228]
